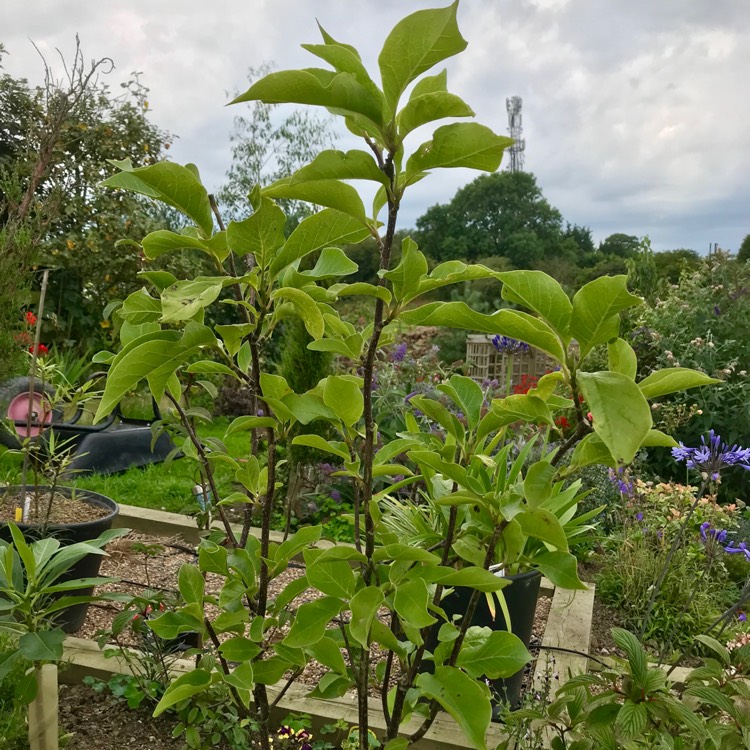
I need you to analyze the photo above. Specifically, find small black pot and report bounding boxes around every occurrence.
[0,486,119,633]
[425,569,542,710]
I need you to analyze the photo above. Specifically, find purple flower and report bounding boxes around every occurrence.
[700,521,728,544]
[491,335,530,354]
[636,512,644,522]
[391,343,407,362]
[320,463,334,476]
[672,430,750,478]
[404,390,420,403]
[714,305,721,316]
[330,489,341,502]
[608,467,634,497]
[739,612,747,622]
[724,541,750,562]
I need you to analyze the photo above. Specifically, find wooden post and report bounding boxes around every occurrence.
[28,663,59,750]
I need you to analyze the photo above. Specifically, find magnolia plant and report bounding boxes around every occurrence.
[92,4,718,748]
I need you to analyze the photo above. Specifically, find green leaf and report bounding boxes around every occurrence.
[492,394,553,427]
[415,667,492,750]
[252,656,290,685]
[607,338,638,380]
[407,123,512,174]
[225,416,277,437]
[496,270,572,335]
[394,579,436,629]
[437,375,484,430]
[398,86,474,139]
[219,637,261,662]
[19,630,65,662]
[215,323,254,357]
[298,247,358,278]
[615,700,647,740]
[308,333,363,360]
[154,670,214,717]
[578,371,652,465]
[186,360,237,378]
[329,282,392,304]
[263,177,368,223]
[271,209,370,275]
[141,229,229,263]
[160,278,224,323]
[523,461,557,506]
[226,198,286,270]
[569,433,616,469]
[400,302,566,363]
[456,627,531,679]
[232,68,384,127]
[290,149,387,185]
[283,597,343,648]
[515,508,568,552]
[349,587,384,648]
[119,288,161,324]
[305,636,347,675]
[641,429,678,448]
[533,551,586,590]
[570,276,642,356]
[271,288,324,339]
[409,566,508,593]
[382,237,428,302]
[408,261,495,303]
[638,368,720,399]
[306,556,356,599]
[378,2,467,112]
[322,375,364,427]
[291,434,350,460]
[610,628,648,684]
[101,161,213,237]
[178,564,204,606]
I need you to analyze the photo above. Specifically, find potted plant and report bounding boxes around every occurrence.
[0,522,128,749]
[88,4,721,748]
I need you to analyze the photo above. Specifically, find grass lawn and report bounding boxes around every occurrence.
[0,417,251,516]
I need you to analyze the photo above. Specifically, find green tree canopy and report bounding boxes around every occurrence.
[738,234,750,263]
[413,171,586,268]
[598,232,640,258]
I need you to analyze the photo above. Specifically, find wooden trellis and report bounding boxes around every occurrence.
[465,334,557,392]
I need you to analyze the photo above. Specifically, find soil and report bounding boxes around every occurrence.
[0,489,110,524]
[59,683,182,750]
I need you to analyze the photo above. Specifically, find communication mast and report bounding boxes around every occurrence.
[506,96,525,173]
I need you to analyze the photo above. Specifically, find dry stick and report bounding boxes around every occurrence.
[165,393,238,547]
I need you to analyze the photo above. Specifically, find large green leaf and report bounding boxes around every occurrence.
[154,670,214,717]
[437,375,484,430]
[290,149,387,185]
[607,338,638,380]
[496,270,572,336]
[382,237,428,301]
[456,627,531,679]
[283,597,343,648]
[394,579,436,629]
[409,566,508,593]
[226,198,286,270]
[101,161,213,236]
[19,630,65,662]
[378,2,467,112]
[570,276,642,355]
[492,394,553,427]
[95,323,215,421]
[533,550,586,590]
[578,371,652,464]
[515,509,568,551]
[291,434,349,460]
[178,563,204,606]
[305,556,356,599]
[263,177,368,223]
[141,229,229,263]
[399,302,566,362]
[305,636,347,675]
[298,247,358,279]
[407,123,512,174]
[322,375,364,427]
[119,289,161,324]
[398,71,474,138]
[415,667,492,750]
[408,260,494,303]
[349,587,384,648]
[232,68,384,127]
[569,433,617,469]
[271,288,324,339]
[638,368,720,399]
[160,278,224,323]
[270,209,370,275]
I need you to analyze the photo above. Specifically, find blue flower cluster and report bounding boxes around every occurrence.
[700,521,750,562]
[672,430,750,480]
[491,335,530,354]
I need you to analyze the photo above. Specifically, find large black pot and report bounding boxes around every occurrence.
[426,568,542,710]
[0,486,119,633]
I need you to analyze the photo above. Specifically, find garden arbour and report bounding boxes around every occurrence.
[90,4,719,749]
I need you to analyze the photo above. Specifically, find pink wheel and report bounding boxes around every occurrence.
[0,376,59,449]
[7,391,53,437]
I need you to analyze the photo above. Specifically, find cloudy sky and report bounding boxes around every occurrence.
[2,0,747,252]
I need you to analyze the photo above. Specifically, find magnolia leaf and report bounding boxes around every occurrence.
[638,368,720,399]
[290,149,387,185]
[226,199,286,270]
[263,177,368,224]
[496,270,572,336]
[608,338,638,380]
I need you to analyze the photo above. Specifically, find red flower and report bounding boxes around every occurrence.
[25,311,37,326]
[586,411,593,423]
[512,374,539,395]
[29,343,49,356]
[555,416,570,430]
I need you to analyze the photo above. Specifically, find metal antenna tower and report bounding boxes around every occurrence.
[506,95,525,172]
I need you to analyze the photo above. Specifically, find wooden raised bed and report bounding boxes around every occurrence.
[59,504,598,750]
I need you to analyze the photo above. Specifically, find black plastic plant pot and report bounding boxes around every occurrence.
[425,569,542,711]
[0,486,119,633]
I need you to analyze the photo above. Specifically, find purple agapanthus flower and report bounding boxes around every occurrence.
[330,489,341,502]
[391,343,407,362]
[724,541,750,562]
[608,467,634,497]
[700,521,728,544]
[491,335,530,355]
[672,430,750,478]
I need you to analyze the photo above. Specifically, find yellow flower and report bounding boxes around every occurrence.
[99,320,111,329]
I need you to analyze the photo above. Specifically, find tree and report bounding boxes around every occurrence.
[0,45,191,353]
[738,234,750,263]
[653,248,701,283]
[413,171,583,268]
[217,64,337,228]
[599,232,640,258]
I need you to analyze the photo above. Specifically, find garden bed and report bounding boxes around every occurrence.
[58,504,597,750]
